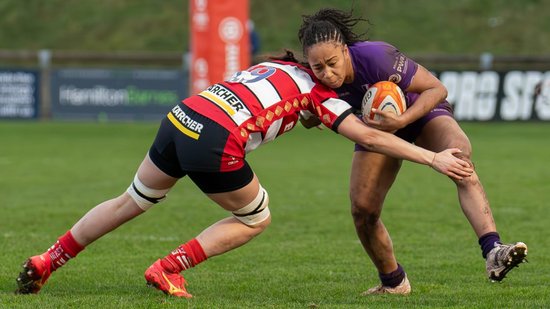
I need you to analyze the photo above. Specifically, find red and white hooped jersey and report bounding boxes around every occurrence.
[180,61,353,154]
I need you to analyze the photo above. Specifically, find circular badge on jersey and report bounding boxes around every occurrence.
[388,73,402,84]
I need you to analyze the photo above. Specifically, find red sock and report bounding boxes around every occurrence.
[44,230,85,271]
[161,238,207,273]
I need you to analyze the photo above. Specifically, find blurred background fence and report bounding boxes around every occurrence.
[2,49,549,122]
[1,0,550,122]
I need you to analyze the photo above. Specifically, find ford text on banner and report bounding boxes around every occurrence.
[190,0,250,95]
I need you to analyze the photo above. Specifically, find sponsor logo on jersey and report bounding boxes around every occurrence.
[168,105,204,140]
[227,156,240,166]
[394,54,407,73]
[388,73,402,83]
[199,84,247,116]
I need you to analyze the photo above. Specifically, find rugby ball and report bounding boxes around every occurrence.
[361,81,407,121]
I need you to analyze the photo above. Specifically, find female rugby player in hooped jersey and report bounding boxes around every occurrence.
[15,53,473,298]
[298,8,527,295]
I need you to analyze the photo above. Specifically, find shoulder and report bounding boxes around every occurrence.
[348,41,401,61]
[349,41,418,87]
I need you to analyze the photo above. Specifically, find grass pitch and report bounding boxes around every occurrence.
[0,121,548,308]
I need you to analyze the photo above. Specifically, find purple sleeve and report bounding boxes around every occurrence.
[350,41,418,90]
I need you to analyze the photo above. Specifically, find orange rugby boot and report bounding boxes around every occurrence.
[144,259,192,298]
[15,254,52,294]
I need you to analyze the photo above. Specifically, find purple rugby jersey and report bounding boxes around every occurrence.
[335,41,418,110]
[336,41,453,146]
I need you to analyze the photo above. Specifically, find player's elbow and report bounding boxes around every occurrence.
[437,83,448,102]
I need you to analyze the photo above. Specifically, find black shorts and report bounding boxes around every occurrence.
[148,105,253,194]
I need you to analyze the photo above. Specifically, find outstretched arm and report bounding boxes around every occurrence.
[336,114,473,180]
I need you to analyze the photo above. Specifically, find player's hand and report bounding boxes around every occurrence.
[430,148,474,180]
[364,109,405,133]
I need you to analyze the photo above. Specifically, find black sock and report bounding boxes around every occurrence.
[379,263,405,287]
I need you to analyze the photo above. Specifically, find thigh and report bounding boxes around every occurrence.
[187,160,255,195]
[416,116,472,156]
[205,175,261,212]
[186,160,258,212]
[350,150,401,210]
[136,153,179,190]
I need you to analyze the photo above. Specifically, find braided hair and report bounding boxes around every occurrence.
[268,49,301,63]
[298,8,369,55]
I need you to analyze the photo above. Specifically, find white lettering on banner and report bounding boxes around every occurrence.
[224,44,240,80]
[534,74,550,120]
[501,71,543,120]
[59,86,127,106]
[440,70,550,121]
[0,105,34,117]
[440,71,499,120]
[219,17,243,81]
[0,72,34,83]
[192,0,209,31]
[0,71,37,118]
[193,58,210,92]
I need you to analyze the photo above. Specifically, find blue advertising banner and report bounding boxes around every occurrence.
[0,69,39,119]
[50,68,188,121]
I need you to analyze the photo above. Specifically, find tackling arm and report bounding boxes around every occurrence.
[336,114,473,180]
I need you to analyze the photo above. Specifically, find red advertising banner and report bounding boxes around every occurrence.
[190,0,250,95]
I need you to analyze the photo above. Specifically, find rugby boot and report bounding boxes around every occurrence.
[486,242,528,281]
[362,275,411,295]
[145,259,192,298]
[15,254,52,294]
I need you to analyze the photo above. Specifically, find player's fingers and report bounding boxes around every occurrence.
[457,159,473,170]
[453,164,473,176]
[446,171,464,180]
[455,168,472,177]
[452,158,473,171]
[371,108,393,118]
[446,148,472,168]
[365,118,381,127]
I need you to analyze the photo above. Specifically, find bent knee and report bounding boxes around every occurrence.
[453,151,474,169]
[350,198,382,224]
[126,174,169,211]
[232,186,271,227]
[249,214,271,231]
[452,168,481,188]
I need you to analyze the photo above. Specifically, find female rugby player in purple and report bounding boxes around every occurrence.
[298,8,527,295]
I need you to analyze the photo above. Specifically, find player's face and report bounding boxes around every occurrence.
[306,42,351,89]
